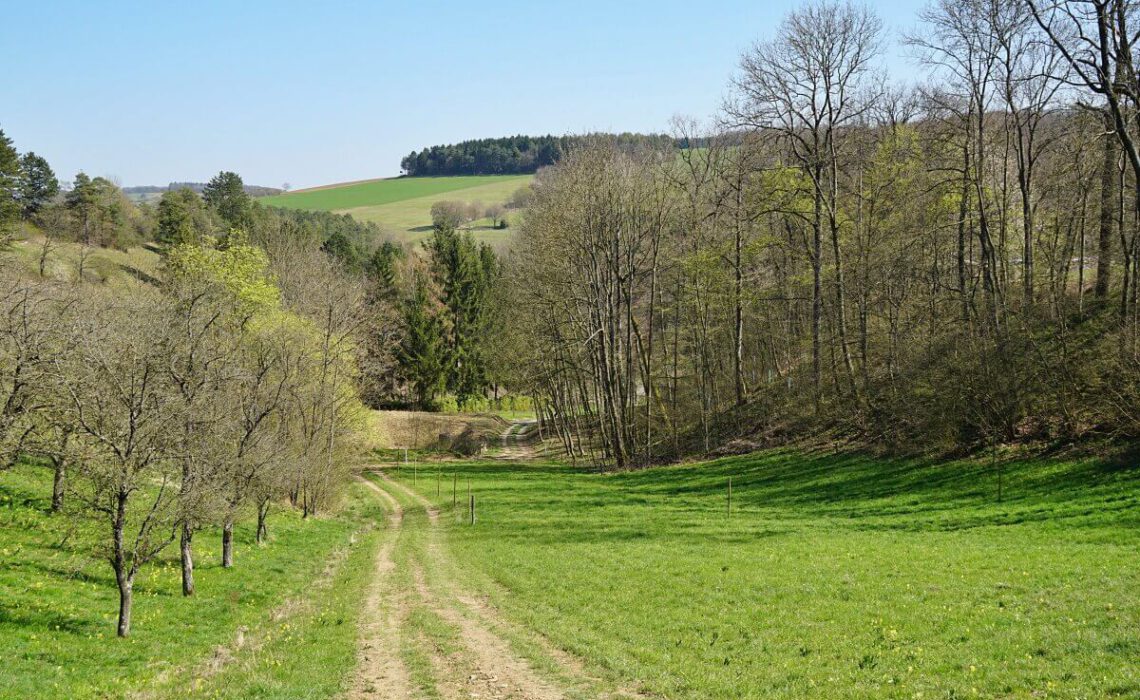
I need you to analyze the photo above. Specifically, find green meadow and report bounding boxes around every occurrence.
[0,462,386,699]
[258,175,531,246]
[390,450,1140,699]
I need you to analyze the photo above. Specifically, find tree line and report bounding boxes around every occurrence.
[499,0,1140,468]
[399,133,676,177]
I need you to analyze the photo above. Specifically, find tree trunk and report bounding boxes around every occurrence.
[50,458,65,513]
[222,519,234,568]
[958,145,971,323]
[256,499,270,545]
[734,218,746,407]
[180,523,195,596]
[116,573,133,638]
[812,182,823,410]
[1098,110,1117,300]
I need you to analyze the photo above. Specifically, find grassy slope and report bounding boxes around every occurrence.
[393,450,1140,699]
[339,176,529,248]
[258,175,529,212]
[257,175,532,250]
[7,236,164,289]
[0,463,386,699]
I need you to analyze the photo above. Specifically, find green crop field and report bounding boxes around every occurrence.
[386,450,1140,700]
[258,175,532,247]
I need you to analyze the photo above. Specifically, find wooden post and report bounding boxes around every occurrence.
[470,493,476,525]
[727,477,732,518]
[468,479,472,523]
[452,474,457,508]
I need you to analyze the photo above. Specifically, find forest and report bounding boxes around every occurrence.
[498,0,1140,467]
[399,133,676,176]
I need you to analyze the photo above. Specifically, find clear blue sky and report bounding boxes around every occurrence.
[2,0,927,189]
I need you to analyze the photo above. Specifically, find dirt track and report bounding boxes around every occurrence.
[348,467,647,699]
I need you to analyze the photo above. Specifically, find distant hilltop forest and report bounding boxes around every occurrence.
[400,133,692,177]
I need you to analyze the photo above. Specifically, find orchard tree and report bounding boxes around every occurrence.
[53,290,183,637]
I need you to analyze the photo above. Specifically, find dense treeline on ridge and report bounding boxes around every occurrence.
[399,133,676,176]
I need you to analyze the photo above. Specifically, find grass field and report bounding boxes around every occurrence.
[0,461,386,699]
[257,175,532,247]
[389,449,1140,699]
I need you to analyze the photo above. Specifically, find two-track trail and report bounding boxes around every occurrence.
[348,468,646,700]
[350,475,413,699]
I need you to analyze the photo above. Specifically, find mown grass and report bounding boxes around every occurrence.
[0,462,387,699]
[257,175,529,213]
[393,450,1140,699]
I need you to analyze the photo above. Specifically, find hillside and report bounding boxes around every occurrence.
[257,174,531,248]
[7,234,163,288]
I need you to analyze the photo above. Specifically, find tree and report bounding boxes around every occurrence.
[430,200,467,230]
[0,268,72,470]
[17,152,59,220]
[397,271,448,409]
[321,230,365,271]
[203,171,251,232]
[0,129,20,237]
[52,290,183,637]
[64,174,134,249]
[156,187,213,247]
[1027,0,1140,316]
[424,223,499,405]
[729,0,883,406]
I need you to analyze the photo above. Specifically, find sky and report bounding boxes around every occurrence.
[2,0,928,189]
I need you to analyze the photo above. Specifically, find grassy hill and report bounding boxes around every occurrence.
[258,175,532,248]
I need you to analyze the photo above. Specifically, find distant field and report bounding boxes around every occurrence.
[259,175,530,214]
[258,175,532,248]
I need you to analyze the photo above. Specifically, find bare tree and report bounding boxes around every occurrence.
[729,0,884,404]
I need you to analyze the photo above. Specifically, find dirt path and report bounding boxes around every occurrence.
[496,419,541,461]
[349,476,413,699]
[352,468,647,700]
[378,470,568,700]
